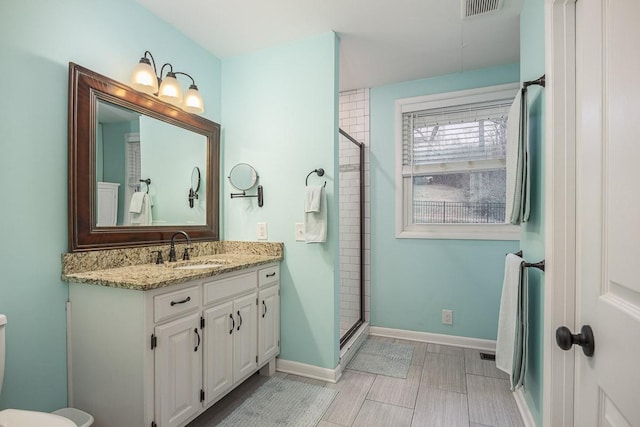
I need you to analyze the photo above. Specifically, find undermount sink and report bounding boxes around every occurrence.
[174,264,224,270]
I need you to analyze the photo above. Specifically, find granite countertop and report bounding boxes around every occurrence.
[61,241,283,291]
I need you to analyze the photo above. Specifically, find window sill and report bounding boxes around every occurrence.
[396,224,520,240]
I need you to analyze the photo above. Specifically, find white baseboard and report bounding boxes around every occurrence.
[369,326,497,352]
[276,324,370,384]
[513,388,536,427]
[276,358,342,384]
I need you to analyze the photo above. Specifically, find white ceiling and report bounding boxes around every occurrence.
[136,0,522,92]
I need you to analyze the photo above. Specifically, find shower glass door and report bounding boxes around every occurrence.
[338,129,364,347]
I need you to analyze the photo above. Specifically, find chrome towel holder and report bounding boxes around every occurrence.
[306,168,326,187]
[513,250,545,272]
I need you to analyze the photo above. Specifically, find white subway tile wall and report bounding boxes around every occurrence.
[339,88,371,336]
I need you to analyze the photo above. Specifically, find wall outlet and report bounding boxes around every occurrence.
[257,222,268,240]
[295,223,305,241]
[442,309,453,325]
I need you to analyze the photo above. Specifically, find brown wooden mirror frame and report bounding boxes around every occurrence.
[68,63,220,252]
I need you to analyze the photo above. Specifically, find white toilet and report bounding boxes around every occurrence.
[0,315,92,427]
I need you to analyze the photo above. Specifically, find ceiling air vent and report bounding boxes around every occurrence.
[462,0,503,18]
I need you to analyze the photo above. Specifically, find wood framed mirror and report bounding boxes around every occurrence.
[68,63,220,252]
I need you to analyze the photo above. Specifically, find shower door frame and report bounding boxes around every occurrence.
[339,128,365,348]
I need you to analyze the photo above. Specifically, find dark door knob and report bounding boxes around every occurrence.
[555,325,595,357]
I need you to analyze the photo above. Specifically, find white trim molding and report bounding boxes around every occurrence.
[276,324,369,385]
[514,388,538,427]
[394,83,521,241]
[276,358,342,384]
[544,0,577,426]
[369,326,496,352]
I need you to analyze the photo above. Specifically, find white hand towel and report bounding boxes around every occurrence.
[506,90,523,224]
[129,191,146,214]
[304,187,327,243]
[506,88,530,225]
[305,186,323,213]
[129,193,153,225]
[496,253,526,389]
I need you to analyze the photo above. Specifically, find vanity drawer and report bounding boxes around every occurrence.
[258,265,279,288]
[154,286,200,323]
[203,272,257,306]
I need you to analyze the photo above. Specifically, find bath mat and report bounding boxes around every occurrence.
[216,377,338,427]
[347,338,414,378]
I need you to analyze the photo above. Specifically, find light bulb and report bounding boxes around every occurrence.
[158,72,183,107]
[130,58,158,94]
[183,85,204,114]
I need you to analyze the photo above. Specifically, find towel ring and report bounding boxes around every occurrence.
[140,178,151,194]
[306,168,326,187]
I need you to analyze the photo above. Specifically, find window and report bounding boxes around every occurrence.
[395,83,520,240]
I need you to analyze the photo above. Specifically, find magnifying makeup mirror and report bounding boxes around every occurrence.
[228,163,263,207]
[189,166,201,208]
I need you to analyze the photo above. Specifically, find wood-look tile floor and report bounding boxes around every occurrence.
[188,336,524,427]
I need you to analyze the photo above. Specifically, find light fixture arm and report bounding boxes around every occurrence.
[142,50,158,77]
[173,71,197,87]
[159,62,175,79]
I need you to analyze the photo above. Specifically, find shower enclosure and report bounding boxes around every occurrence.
[338,128,365,347]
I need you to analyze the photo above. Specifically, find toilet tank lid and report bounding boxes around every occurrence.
[0,315,6,326]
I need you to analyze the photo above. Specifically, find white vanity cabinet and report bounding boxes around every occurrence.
[201,271,258,406]
[258,266,280,365]
[154,312,202,427]
[68,263,279,427]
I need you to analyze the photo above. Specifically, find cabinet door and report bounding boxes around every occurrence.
[258,285,280,365]
[202,301,233,406]
[154,312,202,427]
[233,293,257,382]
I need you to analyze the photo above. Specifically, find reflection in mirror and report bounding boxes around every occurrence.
[191,167,201,192]
[229,163,258,191]
[95,100,207,226]
[189,167,201,209]
[68,63,220,251]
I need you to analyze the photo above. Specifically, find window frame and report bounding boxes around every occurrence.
[395,83,521,240]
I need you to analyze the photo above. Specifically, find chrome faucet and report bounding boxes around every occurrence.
[168,231,191,262]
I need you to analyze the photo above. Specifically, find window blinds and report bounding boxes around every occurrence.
[402,99,511,167]
[126,140,141,187]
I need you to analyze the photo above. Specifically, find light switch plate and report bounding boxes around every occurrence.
[295,223,305,241]
[257,222,268,240]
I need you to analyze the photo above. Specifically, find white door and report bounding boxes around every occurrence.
[233,293,257,382]
[202,301,234,406]
[258,285,280,365]
[154,313,202,427]
[574,0,640,425]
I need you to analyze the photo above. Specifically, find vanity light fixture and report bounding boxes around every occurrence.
[130,51,205,114]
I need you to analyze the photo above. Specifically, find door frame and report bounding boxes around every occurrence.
[543,0,577,425]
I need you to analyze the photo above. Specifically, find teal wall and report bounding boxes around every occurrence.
[140,116,207,225]
[0,0,221,411]
[369,64,521,340]
[222,32,341,369]
[520,0,546,424]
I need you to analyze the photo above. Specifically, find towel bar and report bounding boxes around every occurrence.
[510,250,545,272]
[523,75,545,89]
